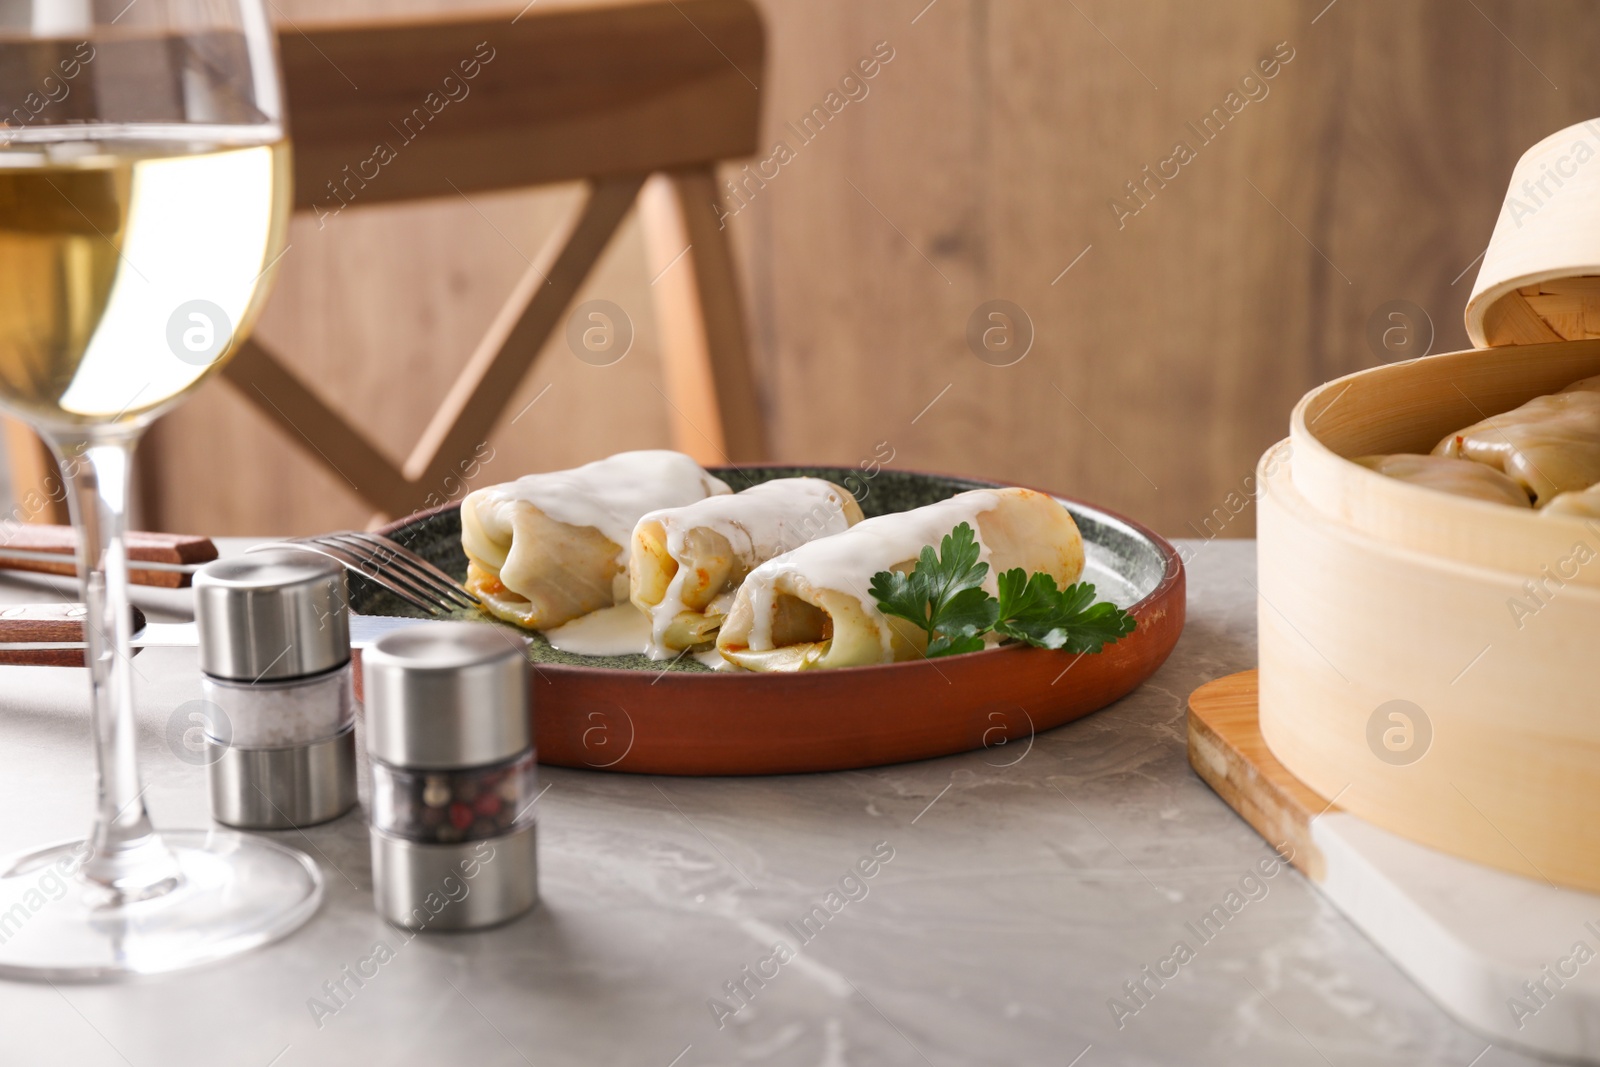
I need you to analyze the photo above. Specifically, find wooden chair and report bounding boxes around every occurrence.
[5,0,767,524]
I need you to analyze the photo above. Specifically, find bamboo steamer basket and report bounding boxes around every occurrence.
[1258,118,1600,893]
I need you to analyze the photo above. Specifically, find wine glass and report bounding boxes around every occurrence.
[0,1,321,978]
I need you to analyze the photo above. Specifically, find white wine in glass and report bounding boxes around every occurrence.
[0,4,321,979]
[0,140,289,421]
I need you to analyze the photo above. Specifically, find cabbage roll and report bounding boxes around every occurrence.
[1356,454,1531,508]
[630,477,864,653]
[461,451,730,629]
[716,487,1084,671]
[1433,375,1600,504]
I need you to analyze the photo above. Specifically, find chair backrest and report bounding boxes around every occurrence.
[282,1,763,209]
[210,0,768,520]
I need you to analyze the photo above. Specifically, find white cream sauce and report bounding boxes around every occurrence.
[638,478,856,653]
[540,603,738,667]
[541,602,654,657]
[743,489,1006,656]
[692,648,734,671]
[469,450,731,568]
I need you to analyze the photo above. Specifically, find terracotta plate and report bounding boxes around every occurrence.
[360,466,1185,775]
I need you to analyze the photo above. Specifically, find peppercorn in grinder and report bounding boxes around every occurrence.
[362,622,538,931]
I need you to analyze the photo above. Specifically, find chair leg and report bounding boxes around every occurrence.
[1,417,68,526]
[640,169,767,464]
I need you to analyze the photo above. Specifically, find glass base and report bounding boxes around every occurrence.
[0,830,322,981]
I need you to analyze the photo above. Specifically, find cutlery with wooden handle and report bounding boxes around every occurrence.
[0,605,424,667]
[0,604,149,667]
[0,525,217,588]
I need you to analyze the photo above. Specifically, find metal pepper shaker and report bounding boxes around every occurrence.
[194,549,358,829]
[363,622,538,931]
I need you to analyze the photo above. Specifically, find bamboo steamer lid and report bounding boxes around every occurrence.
[1467,118,1600,346]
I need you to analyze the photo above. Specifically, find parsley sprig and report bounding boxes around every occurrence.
[868,523,998,656]
[868,522,1136,659]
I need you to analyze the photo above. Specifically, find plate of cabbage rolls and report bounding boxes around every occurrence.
[353,452,1184,774]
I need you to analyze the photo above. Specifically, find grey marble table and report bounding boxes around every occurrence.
[0,539,1537,1067]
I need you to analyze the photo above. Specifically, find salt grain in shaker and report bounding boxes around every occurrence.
[195,549,358,829]
[363,622,538,931]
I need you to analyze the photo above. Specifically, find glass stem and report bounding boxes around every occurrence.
[49,431,180,901]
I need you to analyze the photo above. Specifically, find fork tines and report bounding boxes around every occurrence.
[260,532,478,617]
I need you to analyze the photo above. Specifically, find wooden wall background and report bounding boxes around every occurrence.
[135,0,1600,539]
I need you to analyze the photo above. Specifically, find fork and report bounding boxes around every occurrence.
[253,532,480,616]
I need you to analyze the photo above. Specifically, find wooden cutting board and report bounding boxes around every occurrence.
[1186,669,1340,882]
[1189,671,1600,1063]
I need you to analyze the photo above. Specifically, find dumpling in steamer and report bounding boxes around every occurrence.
[461,451,730,629]
[1433,375,1600,505]
[1544,482,1600,518]
[716,487,1084,672]
[630,477,864,654]
[1355,454,1531,508]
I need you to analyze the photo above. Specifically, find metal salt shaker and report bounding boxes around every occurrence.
[195,549,358,829]
[363,622,538,931]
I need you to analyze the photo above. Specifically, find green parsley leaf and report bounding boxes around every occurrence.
[994,568,1063,641]
[935,585,1000,642]
[923,522,988,610]
[868,523,1137,660]
[868,522,995,657]
[993,568,1136,653]
[927,632,987,657]
[867,567,931,632]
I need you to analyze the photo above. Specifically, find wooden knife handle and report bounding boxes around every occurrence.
[0,525,217,588]
[0,603,148,667]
